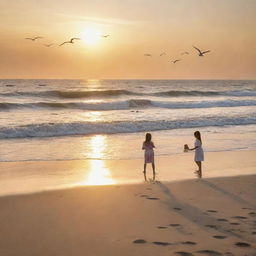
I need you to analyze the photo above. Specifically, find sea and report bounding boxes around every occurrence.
[0,79,255,194]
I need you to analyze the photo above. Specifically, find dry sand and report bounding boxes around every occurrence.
[0,173,256,255]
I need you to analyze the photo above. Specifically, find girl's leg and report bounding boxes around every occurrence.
[143,163,147,173]
[152,163,155,181]
[195,161,200,171]
[152,163,155,174]
[196,161,202,177]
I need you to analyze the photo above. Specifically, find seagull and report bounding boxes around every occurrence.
[193,46,210,56]
[102,35,110,38]
[160,52,166,56]
[25,36,43,41]
[172,59,181,64]
[144,54,152,57]
[59,38,81,46]
[181,51,189,55]
[44,44,54,47]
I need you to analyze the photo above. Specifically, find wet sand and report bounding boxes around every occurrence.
[0,150,255,196]
[0,174,256,256]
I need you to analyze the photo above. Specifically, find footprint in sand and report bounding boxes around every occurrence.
[207,210,218,213]
[181,241,197,245]
[229,222,240,225]
[224,253,234,256]
[157,226,168,229]
[205,225,217,229]
[146,197,159,200]
[252,231,256,235]
[249,212,256,216]
[146,188,152,190]
[140,195,148,197]
[213,235,227,239]
[173,207,182,211]
[152,241,171,246]
[231,216,247,220]
[196,249,222,256]
[133,239,147,244]
[225,229,236,232]
[217,219,228,222]
[175,252,194,256]
[242,207,253,210]
[234,242,251,247]
[169,224,181,227]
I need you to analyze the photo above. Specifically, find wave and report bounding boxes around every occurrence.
[1,99,256,111]
[0,90,137,98]
[1,89,256,99]
[1,116,255,139]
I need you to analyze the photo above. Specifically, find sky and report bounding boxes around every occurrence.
[0,0,256,79]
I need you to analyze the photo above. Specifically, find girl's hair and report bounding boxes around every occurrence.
[194,131,202,144]
[145,133,152,143]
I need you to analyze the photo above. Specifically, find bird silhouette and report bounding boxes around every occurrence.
[25,36,43,41]
[102,35,110,38]
[193,46,210,56]
[44,44,54,47]
[59,38,81,46]
[144,54,152,57]
[160,52,166,56]
[172,59,181,64]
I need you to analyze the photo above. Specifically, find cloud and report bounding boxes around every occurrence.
[55,13,140,26]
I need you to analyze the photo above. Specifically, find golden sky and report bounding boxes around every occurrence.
[0,0,255,79]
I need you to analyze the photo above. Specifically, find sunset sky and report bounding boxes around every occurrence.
[0,0,255,79]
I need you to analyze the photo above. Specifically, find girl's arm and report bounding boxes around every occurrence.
[142,142,145,150]
[189,146,198,151]
[152,142,155,148]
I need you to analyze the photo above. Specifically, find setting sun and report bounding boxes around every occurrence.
[81,28,101,46]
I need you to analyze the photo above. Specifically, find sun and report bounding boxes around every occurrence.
[81,28,101,46]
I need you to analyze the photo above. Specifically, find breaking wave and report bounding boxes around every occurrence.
[1,116,255,139]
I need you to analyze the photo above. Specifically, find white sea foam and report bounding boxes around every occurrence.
[0,99,256,111]
[1,116,255,139]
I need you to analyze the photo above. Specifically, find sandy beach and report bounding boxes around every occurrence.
[0,151,256,256]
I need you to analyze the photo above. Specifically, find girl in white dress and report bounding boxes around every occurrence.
[189,131,204,177]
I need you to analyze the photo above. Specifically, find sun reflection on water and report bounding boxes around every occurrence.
[79,135,116,186]
[81,160,116,186]
[80,111,103,122]
[90,134,106,159]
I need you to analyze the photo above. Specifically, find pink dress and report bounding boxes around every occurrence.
[142,141,155,163]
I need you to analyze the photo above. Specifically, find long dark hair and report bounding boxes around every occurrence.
[194,131,202,144]
[144,133,152,143]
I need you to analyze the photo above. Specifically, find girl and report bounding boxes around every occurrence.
[142,133,155,177]
[189,131,204,177]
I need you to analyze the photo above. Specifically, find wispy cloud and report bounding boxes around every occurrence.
[55,13,139,26]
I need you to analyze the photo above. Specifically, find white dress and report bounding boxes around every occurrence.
[194,139,204,162]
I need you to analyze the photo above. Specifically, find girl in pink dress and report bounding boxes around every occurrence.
[142,133,155,176]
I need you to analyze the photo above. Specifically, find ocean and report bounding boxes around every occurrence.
[0,79,256,195]
[0,79,256,162]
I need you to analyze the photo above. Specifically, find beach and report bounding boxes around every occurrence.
[0,151,256,256]
[0,79,255,255]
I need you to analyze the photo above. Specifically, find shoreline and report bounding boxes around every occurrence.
[0,150,255,197]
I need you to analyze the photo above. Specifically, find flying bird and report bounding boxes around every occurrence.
[144,54,152,57]
[160,52,166,56]
[25,36,43,41]
[44,44,54,47]
[102,35,110,38]
[181,51,189,55]
[193,46,210,56]
[59,38,81,46]
[172,59,181,64]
